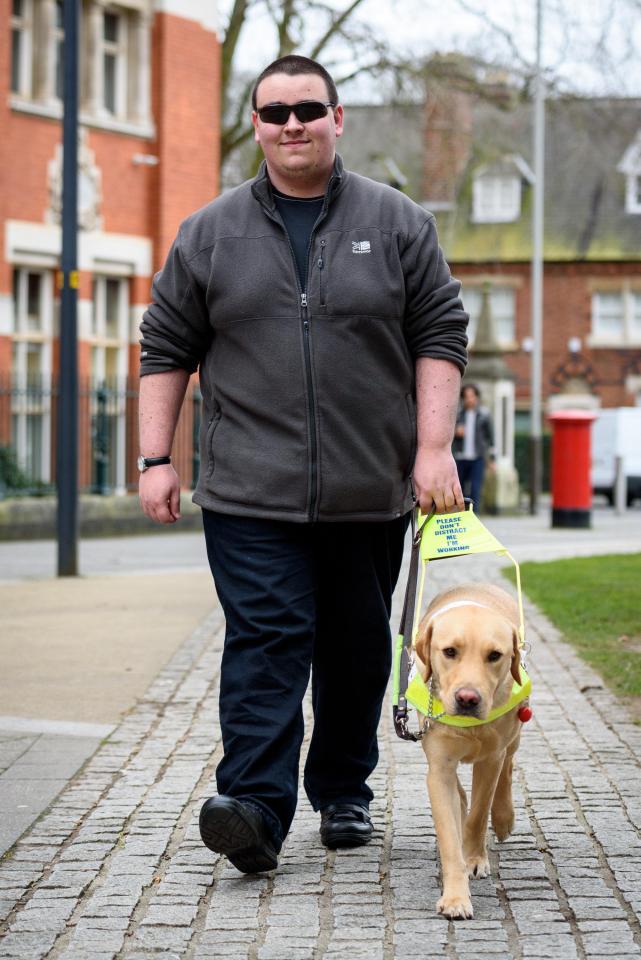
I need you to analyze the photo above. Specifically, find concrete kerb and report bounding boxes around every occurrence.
[0,511,640,958]
[0,494,202,542]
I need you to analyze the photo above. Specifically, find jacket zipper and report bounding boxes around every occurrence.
[277,227,319,522]
[300,289,318,521]
[260,188,335,522]
[318,239,326,306]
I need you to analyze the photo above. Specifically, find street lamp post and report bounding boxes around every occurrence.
[57,0,80,575]
[529,0,545,515]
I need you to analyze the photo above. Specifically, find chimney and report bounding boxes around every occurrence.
[423,85,473,209]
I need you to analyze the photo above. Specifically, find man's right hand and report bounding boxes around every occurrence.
[139,464,182,524]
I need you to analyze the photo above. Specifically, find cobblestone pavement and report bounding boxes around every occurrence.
[1,549,641,960]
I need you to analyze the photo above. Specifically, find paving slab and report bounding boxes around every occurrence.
[0,512,640,957]
[0,566,217,858]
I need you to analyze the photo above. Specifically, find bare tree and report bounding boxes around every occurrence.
[452,0,641,98]
[220,0,409,181]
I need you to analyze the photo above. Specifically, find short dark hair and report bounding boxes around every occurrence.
[252,55,339,110]
[461,383,481,400]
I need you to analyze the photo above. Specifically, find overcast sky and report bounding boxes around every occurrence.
[223,0,641,99]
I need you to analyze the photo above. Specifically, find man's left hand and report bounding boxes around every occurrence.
[412,446,464,515]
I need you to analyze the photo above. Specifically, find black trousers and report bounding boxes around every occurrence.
[202,509,409,849]
[455,456,486,512]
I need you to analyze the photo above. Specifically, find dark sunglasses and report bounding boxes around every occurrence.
[257,100,335,125]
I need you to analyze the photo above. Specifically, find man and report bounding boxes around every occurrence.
[138,55,468,874]
[453,383,495,511]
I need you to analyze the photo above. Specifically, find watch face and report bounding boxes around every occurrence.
[137,455,146,472]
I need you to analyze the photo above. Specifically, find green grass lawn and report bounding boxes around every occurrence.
[503,553,641,701]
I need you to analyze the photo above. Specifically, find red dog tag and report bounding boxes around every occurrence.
[518,706,533,723]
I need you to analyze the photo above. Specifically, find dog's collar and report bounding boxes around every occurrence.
[405,665,532,728]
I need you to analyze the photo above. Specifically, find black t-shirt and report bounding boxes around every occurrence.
[273,189,324,291]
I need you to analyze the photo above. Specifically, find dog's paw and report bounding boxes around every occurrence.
[492,809,515,841]
[465,854,490,879]
[437,892,474,920]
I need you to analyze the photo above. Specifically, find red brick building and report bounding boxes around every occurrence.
[1,0,221,492]
[340,90,641,426]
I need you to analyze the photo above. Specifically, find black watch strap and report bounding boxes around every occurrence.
[138,455,171,472]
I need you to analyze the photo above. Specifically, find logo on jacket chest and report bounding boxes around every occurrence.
[351,240,371,254]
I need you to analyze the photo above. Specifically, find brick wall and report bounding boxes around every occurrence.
[1,3,222,491]
[455,260,641,410]
[152,12,221,268]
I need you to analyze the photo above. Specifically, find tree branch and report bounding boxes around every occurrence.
[309,0,367,61]
[222,0,255,105]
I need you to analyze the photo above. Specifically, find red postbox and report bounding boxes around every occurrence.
[548,410,597,528]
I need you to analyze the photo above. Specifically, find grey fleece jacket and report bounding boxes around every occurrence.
[140,156,468,523]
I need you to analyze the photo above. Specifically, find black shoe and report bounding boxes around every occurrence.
[320,802,373,849]
[199,796,278,873]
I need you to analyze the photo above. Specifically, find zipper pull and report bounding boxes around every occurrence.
[301,292,308,308]
[318,239,326,269]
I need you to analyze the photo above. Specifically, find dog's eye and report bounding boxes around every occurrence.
[442,647,457,659]
[487,651,502,662]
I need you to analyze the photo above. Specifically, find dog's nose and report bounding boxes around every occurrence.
[455,687,481,711]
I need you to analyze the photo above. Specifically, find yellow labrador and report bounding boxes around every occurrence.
[414,582,525,920]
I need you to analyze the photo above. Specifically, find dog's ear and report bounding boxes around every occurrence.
[415,619,433,684]
[511,628,522,685]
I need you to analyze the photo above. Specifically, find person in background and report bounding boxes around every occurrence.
[453,383,495,511]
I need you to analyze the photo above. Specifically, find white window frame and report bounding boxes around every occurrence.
[89,275,129,493]
[11,268,54,483]
[590,283,641,347]
[472,175,522,224]
[461,284,518,348]
[10,0,34,98]
[625,173,641,215]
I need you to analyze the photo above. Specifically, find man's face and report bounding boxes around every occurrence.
[462,387,479,410]
[252,72,343,195]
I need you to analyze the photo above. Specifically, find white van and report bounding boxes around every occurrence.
[591,407,641,505]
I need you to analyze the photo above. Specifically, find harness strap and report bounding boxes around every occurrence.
[392,509,430,741]
[405,665,532,727]
[392,499,529,741]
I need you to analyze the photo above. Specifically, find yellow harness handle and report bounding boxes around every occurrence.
[393,503,530,735]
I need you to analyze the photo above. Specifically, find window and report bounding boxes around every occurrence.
[462,285,517,347]
[591,286,641,345]
[10,0,33,97]
[89,276,129,492]
[625,174,641,215]
[472,175,521,223]
[11,268,54,484]
[90,276,128,380]
[618,134,641,214]
[10,0,151,132]
[101,8,128,117]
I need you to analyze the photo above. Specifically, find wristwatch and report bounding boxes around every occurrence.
[137,455,171,472]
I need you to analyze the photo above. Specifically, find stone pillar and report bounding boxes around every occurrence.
[85,0,105,117]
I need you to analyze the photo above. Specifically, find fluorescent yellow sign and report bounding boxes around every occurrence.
[420,509,506,561]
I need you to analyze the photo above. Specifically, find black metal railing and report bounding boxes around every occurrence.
[0,375,202,498]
